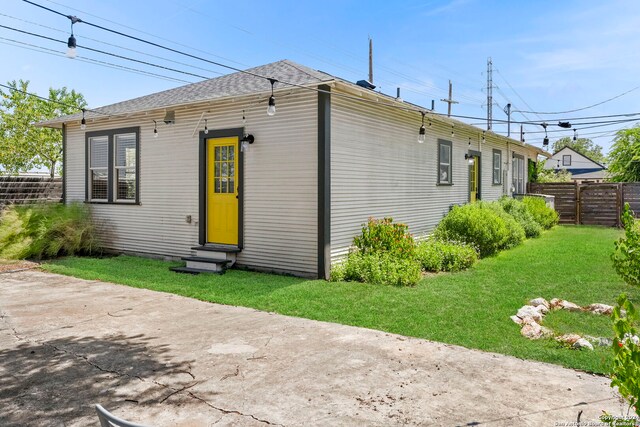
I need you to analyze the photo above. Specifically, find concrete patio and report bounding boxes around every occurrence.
[0,269,622,426]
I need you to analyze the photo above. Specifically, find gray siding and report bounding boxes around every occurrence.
[329,92,536,261]
[65,91,318,275]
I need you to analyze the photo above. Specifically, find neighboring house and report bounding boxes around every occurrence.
[544,146,607,182]
[39,60,545,279]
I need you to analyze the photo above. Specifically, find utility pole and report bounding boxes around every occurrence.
[520,124,524,142]
[487,57,493,130]
[440,80,458,117]
[368,37,373,84]
[503,103,512,137]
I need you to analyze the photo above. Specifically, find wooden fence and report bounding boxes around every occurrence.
[0,176,62,208]
[528,182,640,227]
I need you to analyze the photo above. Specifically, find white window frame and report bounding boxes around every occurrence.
[562,154,572,166]
[492,149,502,185]
[88,135,109,202]
[114,133,138,203]
[438,139,453,185]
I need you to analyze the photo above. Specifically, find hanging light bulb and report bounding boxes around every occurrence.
[80,109,86,130]
[418,112,426,143]
[482,131,486,143]
[451,125,454,137]
[468,137,471,147]
[573,129,577,141]
[543,125,549,148]
[267,79,277,116]
[153,120,158,138]
[204,118,209,134]
[66,17,81,59]
[242,109,246,124]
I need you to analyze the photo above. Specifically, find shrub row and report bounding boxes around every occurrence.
[332,197,558,286]
[0,203,101,260]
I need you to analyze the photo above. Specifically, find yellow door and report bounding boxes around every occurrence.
[469,156,479,202]
[207,137,238,244]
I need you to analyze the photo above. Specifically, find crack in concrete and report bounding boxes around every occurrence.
[2,313,282,426]
[186,391,284,426]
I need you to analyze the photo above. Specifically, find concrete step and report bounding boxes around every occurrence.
[191,245,239,266]
[181,256,232,273]
[170,266,223,275]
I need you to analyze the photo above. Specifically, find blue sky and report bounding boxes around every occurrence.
[2,0,639,154]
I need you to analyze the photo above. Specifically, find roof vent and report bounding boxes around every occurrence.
[356,80,376,90]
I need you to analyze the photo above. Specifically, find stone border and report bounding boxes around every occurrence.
[511,298,616,351]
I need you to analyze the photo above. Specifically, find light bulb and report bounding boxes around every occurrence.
[66,35,77,59]
[80,121,86,130]
[153,129,158,138]
[267,95,276,116]
[418,126,426,144]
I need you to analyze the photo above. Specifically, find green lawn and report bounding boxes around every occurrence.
[42,226,638,374]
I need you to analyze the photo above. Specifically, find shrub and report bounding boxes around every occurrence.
[499,197,542,238]
[415,238,478,272]
[612,204,640,288]
[0,202,101,260]
[434,202,525,257]
[521,196,559,230]
[331,250,422,287]
[353,217,415,260]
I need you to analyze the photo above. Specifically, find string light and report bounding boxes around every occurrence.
[66,16,81,59]
[204,118,208,134]
[242,109,246,124]
[80,108,86,130]
[573,129,578,141]
[267,78,276,116]
[418,112,426,143]
[153,120,158,138]
[451,125,454,137]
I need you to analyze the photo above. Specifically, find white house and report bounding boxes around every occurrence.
[544,146,607,182]
[40,60,545,278]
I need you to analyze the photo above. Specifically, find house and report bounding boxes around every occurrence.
[544,146,607,182]
[39,60,546,279]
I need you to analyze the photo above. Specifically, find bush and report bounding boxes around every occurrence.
[331,250,422,287]
[612,204,640,288]
[352,217,415,259]
[499,197,542,238]
[521,196,559,230]
[0,203,101,260]
[434,202,525,257]
[416,238,478,272]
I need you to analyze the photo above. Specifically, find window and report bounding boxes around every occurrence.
[562,154,571,166]
[86,127,139,203]
[512,154,525,194]
[438,140,452,185]
[492,149,502,185]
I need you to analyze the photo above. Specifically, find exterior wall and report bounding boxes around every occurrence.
[65,90,318,276]
[329,91,536,261]
[544,147,603,171]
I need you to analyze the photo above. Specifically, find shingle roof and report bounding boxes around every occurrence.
[40,59,334,125]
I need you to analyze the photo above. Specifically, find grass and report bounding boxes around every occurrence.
[41,225,639,374]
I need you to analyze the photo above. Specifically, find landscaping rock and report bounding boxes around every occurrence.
[585,336,613,347]
[516,305,543,322]
[521,321,543,339]
[584,303,613,315]
[573,338,594,351]
[550,299,582,312]
[539,326,554,338]
[529,298,549,309]
[535,304,549,314]
[510,315,523,325]
[557,334,581,345]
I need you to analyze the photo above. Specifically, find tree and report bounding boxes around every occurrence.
[534,159,572,183]
[607,126,640,182]
[0,80,86,177]
[551,137,605,164]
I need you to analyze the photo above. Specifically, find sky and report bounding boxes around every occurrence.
[1,0,639,155]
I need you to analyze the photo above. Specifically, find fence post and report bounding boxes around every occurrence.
[575,182,580,225]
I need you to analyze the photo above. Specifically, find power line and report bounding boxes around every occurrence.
[0,24,212,80]
[0,82,109,116]
[13,0,640,134]
[0,38,194,84]
[513,86,640,115]
[0,12,225,78]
